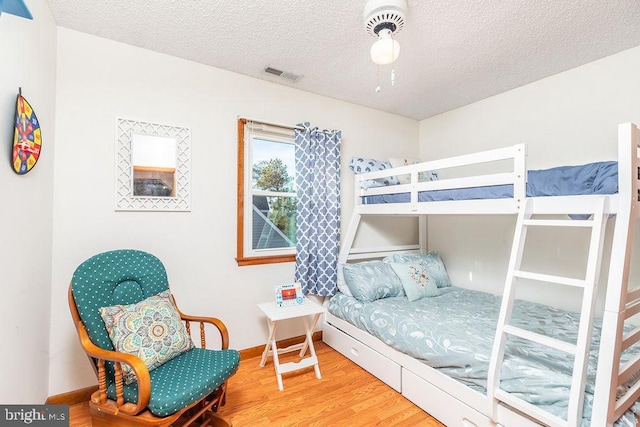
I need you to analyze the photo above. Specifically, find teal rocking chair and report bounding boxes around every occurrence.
[68,249,240,427]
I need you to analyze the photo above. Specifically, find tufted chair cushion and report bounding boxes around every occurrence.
[106,347,240,416]
[71,249,170,352]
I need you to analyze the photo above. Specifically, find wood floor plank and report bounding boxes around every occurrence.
[69,342,443,426]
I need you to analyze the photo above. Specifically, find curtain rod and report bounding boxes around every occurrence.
[239,116,305,131]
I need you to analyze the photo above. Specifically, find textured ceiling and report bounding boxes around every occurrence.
[46,0,640,120]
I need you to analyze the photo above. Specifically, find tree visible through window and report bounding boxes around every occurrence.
[251,141,296,250]
[237,119,296,266]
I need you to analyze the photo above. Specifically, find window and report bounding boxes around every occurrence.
[237,118,297,266]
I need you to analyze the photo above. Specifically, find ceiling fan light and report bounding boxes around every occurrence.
[370,30,400,65]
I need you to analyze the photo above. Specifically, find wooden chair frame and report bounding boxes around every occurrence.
[69,286,234,427]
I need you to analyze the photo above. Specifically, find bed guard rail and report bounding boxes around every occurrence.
[354,143,527,212]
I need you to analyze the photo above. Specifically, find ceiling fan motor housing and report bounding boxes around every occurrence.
[363,0,408,37]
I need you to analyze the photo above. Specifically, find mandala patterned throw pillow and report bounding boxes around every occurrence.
[99,290,194,384]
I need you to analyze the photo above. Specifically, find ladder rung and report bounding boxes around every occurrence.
[614,375,640,420]
[625,299,640,320]
[523,218,594,228]
[619,352,640,385]
[627,287,640,304]
[622,326,640,352]
[513,270,587,288]
[503,325,577,354]
[494,389,569,427]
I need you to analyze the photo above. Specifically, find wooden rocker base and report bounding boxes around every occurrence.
[202,413,233,427]
[89,396,232,427]
[89,401,180,427]
[90,406,232,427]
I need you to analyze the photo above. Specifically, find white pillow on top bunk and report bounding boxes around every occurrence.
[348,157,401,187]
[388,157,439,184]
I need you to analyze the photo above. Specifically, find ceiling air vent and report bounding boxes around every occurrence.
[263,67,302,83]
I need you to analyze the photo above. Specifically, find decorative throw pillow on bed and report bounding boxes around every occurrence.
[384,252,452,288]
[99,290,194,384]
[336,264,353,297]
[389,260,440,301]
[348,157,401,187]
[388,157,438,184]
[342,260,405,302]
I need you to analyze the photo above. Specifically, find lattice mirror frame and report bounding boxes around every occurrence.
[115,118,191,211]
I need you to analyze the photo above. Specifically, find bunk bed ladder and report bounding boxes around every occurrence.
[488,196,608,427]
[591,122,640,426]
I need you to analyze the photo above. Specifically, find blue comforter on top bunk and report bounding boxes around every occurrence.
[328,286,640,426]
[363,160,618,204]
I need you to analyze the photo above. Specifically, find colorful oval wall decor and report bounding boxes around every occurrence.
[12,90,42,175]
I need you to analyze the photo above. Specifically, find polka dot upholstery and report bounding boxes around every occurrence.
[106,348,240,416]
[71,249,240,417]
[71,249,170,352]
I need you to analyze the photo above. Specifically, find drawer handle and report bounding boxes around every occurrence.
[351,348,359,357]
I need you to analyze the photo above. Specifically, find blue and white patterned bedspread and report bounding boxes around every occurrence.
[328,287,640,426]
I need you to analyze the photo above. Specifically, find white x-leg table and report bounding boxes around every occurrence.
[258,299,325,391]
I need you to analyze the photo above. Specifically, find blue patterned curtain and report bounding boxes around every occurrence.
[294,123,341,296]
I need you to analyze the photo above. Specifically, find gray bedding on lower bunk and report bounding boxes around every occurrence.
[328,286,640,426]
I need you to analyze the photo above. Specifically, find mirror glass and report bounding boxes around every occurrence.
[115,118,190,211]
[132,134,177,197]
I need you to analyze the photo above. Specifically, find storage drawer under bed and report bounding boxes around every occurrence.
[323,322,402,392]
[403,368,489,427]
[402,369,543,427]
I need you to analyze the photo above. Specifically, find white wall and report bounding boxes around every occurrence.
[9,11,637,399]
[0,4,57,403]
[49,28,418,395]
[420,45,640,311]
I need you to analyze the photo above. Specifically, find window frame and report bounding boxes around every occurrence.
[236,118,297,266]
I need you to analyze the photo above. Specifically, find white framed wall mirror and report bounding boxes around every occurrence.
[115,118,191,211]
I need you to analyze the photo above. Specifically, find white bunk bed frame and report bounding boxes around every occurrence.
[323,123,640,427]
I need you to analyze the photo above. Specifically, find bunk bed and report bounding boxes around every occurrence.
[322,122,640,427]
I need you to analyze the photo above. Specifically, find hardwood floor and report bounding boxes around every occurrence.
[69,341,443,426]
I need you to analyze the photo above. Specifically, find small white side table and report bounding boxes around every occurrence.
[258,299,325,391]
